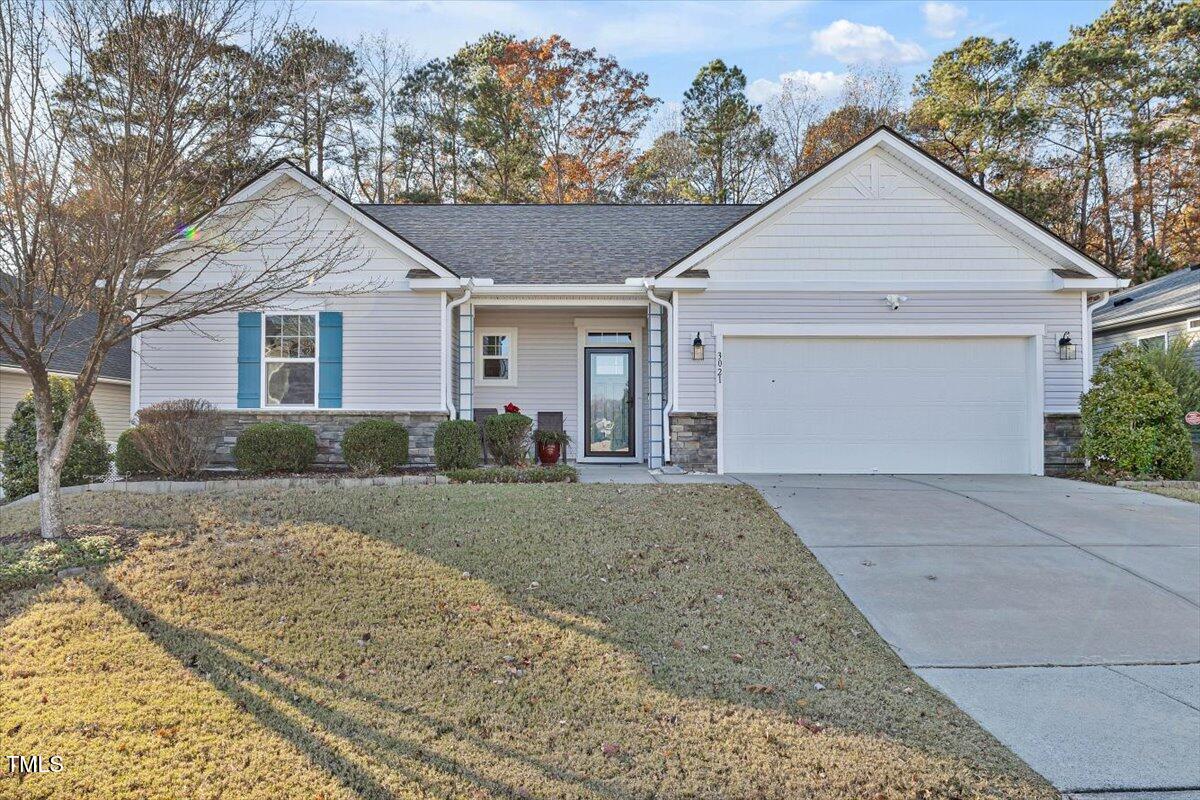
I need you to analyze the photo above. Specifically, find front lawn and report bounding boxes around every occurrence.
[0,485,1053,799]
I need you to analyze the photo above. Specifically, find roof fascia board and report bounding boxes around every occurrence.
[471,283,647,296]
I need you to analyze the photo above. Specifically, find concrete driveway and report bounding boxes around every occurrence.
[740,474,1200,796]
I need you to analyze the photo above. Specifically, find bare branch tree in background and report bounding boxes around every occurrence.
[0,0,367,538]
[762,76,822,193]
[346,31,412,203]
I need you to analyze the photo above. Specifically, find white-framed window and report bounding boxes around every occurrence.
[476,328,517,386]
[1138,333,1168,352]
[1188,318,1200,332]
[263,312,318,407]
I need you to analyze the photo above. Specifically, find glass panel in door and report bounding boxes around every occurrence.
[585,348,634,457]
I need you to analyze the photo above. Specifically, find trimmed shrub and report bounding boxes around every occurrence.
[445,465,577,484]
[128,399,220,478]
[1,376,111,500]
[115,429,154,475]
[233,422,317,474]
[483,412,532,466]
[341,420,409,473]
[434,419,481,470]
[1080,345,1193,479]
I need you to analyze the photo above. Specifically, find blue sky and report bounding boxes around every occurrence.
[304,0,1110,110]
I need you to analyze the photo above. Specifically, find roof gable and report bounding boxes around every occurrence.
[159,162,458,284]
[658,127,1121,286]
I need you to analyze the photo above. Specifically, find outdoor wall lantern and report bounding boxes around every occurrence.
[692,332,705,360]
[1058,331,1077,360]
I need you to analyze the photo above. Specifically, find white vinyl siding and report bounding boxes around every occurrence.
[677,291,1085,414]
[1,372,130,442]
[1094,318,1200,370]
[701,150,1059,286]
[137,292,443,411]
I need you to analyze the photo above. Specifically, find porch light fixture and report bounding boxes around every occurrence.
[1058,331,1077,360]
[692,332,705,361]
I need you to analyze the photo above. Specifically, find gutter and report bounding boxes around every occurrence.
[443,280,474,419]
[644,282,674,464]
[1084,291,1111,386]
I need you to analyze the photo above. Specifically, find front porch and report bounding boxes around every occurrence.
[453,294,670,468]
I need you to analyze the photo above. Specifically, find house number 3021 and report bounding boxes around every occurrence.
[716,350,723,383]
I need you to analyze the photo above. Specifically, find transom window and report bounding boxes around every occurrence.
[1138,333,1168,352]
[477,328,517,386]
[264,313,317,406]
[586,331,633,345]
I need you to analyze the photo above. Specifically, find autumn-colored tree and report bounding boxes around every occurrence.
[799,66,905,175]
[493,35,658,203]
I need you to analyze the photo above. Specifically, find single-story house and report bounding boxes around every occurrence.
[1,303,132,443]
[1092,264,1200,368]
[137,127,1126,474]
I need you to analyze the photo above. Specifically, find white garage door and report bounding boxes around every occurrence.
[721,336,1035,474]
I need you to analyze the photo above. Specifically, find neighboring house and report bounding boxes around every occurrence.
[137,127,1125,475]
[1091,265,1200,369]
[0,306,132,444]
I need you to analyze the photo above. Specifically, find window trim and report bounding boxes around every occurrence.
[1137,332,1168,351]
[475,327,518,387]
[261,311,319,409]
[1187,317,1200,332]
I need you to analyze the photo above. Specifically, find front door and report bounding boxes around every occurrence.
[584,347,635,457]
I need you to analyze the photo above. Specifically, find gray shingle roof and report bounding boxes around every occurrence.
[357,204,759,284]
[1092,265,1200,329]
[0,276,131,381]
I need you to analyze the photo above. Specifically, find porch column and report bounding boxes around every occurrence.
[457,303,474,420]
[647,302,666,469]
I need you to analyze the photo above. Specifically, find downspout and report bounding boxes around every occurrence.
[645,282,674,463]
[444,280,474,419]
[1084,290,1111,387]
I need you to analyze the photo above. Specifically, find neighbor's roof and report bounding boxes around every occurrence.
[0,276,131,381]
[1092,265,1200,330]
[358,203,758,284]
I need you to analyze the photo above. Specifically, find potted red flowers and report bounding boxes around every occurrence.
[533,429,571,465]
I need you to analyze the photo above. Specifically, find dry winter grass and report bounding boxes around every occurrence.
[0,485,1054,799]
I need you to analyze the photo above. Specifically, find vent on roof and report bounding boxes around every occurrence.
[1113,297,1134,307]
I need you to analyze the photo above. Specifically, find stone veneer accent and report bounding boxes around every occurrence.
[668,411,1084,476]
[1043,413,1083,475]
[211,411,449,468]
[668,411,718,473]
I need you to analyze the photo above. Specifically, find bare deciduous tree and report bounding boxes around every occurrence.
[0,0,367,538]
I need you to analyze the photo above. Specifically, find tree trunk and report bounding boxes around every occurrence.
[36,447,65,539]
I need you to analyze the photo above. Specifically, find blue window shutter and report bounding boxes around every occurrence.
[237,312,261,408]
[318,311,343,408]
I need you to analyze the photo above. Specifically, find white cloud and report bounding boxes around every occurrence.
[921,1,967,39]
[810,19,927,64]
[747,69,846,105]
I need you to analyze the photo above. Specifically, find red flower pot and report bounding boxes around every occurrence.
[537,441,561,465]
